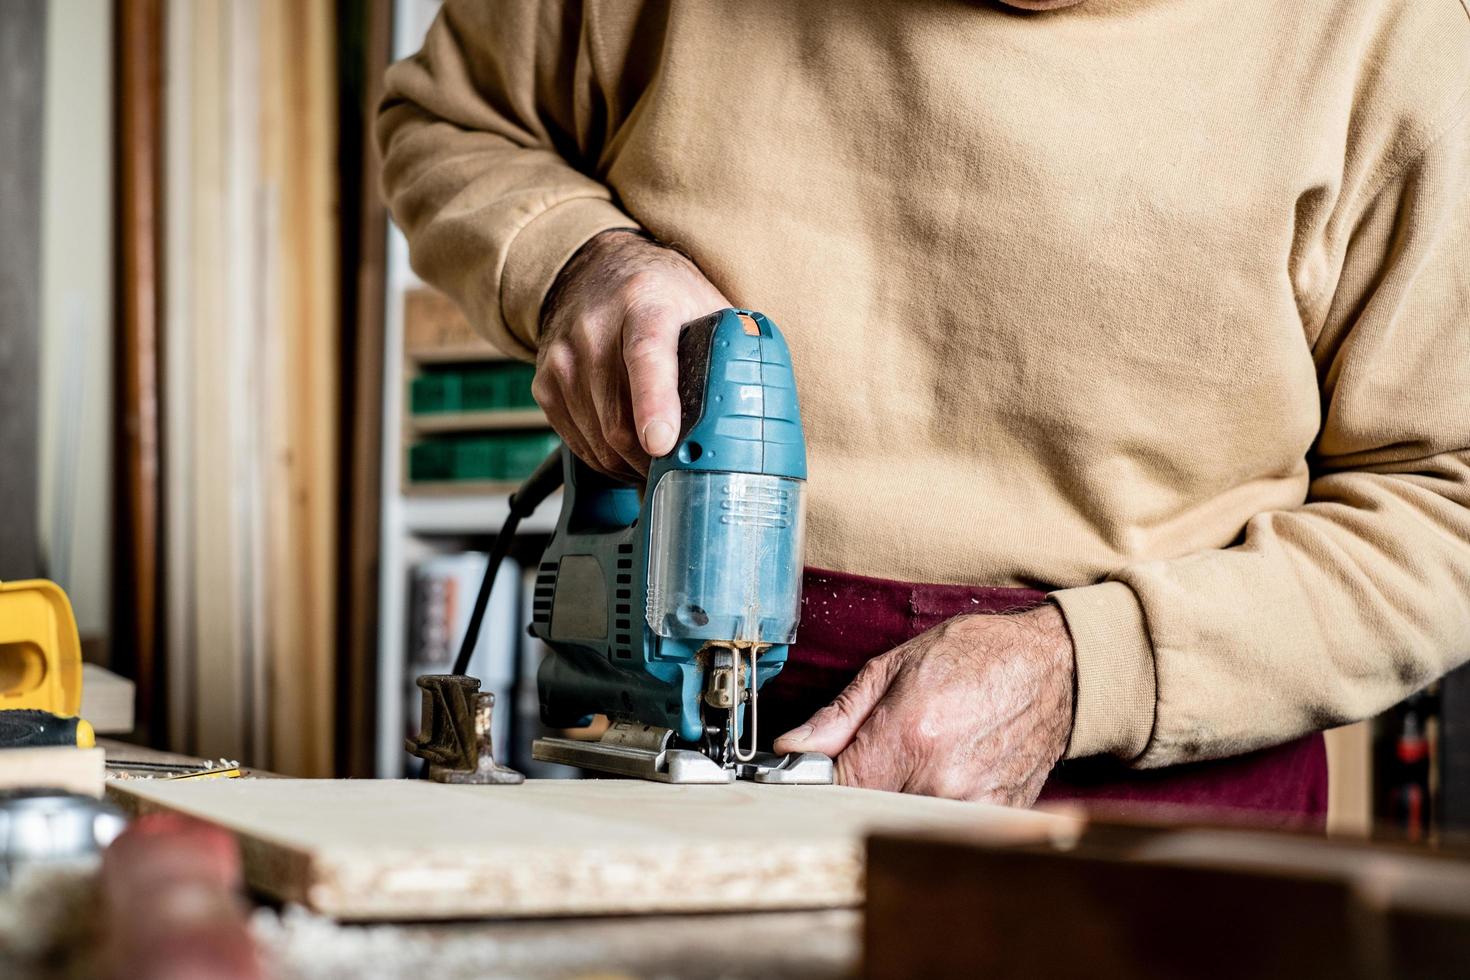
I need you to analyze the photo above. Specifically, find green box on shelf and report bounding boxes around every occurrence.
[410,374,459,414]
[501,428,559,475]
[407,440,454,481]
[501,363,538,409]
[410,362,539,416]
[409,431,562,483]
[459,369,505,412]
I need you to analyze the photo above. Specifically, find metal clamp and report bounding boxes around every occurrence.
[406,675,524,784]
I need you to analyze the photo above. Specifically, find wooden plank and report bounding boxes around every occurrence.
[258,0,339,777]
[82,664,136,735]
[0,0,46,580]
[112,0,165,744]
[403,287,507,362]
[336,0,394,778]
[160,0,191,758]
[0,747,105,797]
[159,0,339,773]
[410,409,549,434]
[228,0,269,764]
[403,480,527,497]
[108,779,1067,921]
[1324,721,1372,837]
[185,0,254,764]
[162,0,261,764]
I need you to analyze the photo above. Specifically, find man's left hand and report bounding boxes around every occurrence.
[772,605,1075,806]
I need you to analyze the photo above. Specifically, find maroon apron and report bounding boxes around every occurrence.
[761,567,1328,829]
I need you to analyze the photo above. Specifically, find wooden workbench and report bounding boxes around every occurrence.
[91,742,862,976]
[51,744,1470,978]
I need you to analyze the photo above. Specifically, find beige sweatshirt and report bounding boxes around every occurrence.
[378,0,1470,769]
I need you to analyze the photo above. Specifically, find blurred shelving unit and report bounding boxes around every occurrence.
[376,0,562,777]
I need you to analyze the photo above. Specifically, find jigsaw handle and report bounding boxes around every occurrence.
[655,309,806,482]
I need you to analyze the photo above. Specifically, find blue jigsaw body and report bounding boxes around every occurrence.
[532,309,807,747]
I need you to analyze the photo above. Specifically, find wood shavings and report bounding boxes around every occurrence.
[0,862,103,979]
[0,868,857,979]
[106,758,244,781]
[250,904,857,980]
[251,905,521,980]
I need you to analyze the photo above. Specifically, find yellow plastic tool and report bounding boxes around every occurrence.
[0,579,84,717]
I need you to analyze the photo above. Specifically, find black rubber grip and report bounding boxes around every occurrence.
[0,710,83,748]
[675,311,722,442]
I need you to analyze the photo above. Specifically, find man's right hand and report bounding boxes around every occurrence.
[534,229,730,481]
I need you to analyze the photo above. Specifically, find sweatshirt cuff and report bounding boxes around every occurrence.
[1048,581,1156,762]
[500,196,640,351]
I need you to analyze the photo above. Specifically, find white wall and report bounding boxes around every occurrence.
[39,0,114,636]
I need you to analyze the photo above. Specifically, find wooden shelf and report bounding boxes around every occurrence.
[407,345,516,365]
[404,479,521,497]
[409,408,547,434]
[400,488,562,535]
[402,284,521,364]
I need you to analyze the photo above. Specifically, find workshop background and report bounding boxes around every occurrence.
[1,0,1467,838]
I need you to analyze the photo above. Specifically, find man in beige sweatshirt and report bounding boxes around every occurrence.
[379,0,1470,814]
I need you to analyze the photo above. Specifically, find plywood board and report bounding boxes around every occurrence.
[1323,721,1371,837]
[0,747,104,797]
[258,0,339,777]
[81,664,136,735]
[174,0,257,764]
[110,779,1066,921]
[160,0,338,774]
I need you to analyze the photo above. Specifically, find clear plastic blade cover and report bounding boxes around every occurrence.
[646,471,806,644]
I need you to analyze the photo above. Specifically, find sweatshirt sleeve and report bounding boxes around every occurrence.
[1053,104,1470,768]
[376,1,639,358]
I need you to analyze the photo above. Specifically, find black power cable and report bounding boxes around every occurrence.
[449,448,566,678]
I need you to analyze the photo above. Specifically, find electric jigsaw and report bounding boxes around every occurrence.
[529,309,830,783]
[407,308,831,785]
